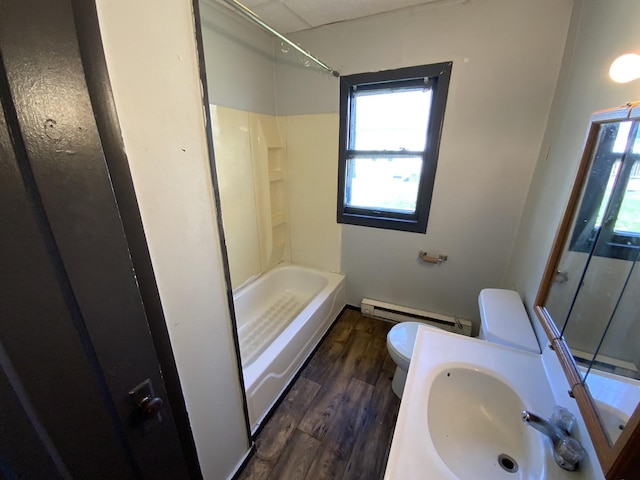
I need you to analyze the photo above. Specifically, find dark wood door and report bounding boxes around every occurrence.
[0,0,197,478]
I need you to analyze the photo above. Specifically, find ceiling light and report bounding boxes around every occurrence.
[609,53,640,83]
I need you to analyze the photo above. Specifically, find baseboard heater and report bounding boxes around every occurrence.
[361,298,473,336]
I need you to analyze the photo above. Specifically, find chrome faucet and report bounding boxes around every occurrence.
[522,409,585,471]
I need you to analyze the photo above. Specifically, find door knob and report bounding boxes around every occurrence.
[129,378,163,425]
[138,395,163,420]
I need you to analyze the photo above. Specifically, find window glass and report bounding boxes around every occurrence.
[570,120,640,259]
[614,159,640,234]
[345,156,422,213]
[352,88,432,151]
[612,121,632,153]
[594,160,620,229]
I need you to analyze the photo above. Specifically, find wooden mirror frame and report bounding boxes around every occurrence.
[535,103,640,479]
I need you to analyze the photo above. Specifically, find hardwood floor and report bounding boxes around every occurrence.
[238,308,400,480]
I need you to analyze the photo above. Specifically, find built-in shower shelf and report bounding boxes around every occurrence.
[271,213,286,227]
[269,169,284,182]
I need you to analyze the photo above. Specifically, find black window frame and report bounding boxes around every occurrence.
[337,63,452,233]
[570,120,640,261]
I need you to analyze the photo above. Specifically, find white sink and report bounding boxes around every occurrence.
[384,327,596,480]
[428,367,543,479]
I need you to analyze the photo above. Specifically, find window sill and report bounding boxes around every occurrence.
[338,212,426,233]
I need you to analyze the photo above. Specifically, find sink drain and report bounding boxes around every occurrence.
[497,454,519,473]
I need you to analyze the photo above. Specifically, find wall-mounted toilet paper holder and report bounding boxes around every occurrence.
[419,251,448,264]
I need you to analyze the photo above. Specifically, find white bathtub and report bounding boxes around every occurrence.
[233,264,346,432]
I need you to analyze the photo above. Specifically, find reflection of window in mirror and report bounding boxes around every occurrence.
[570,121,640,261]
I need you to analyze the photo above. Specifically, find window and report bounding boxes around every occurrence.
[570,120,640,260]
[337,63,452,233]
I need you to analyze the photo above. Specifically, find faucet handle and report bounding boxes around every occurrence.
[550,405,575,434]
[553,437,585,471]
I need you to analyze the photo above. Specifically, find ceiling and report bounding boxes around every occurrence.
[216,0,449,34]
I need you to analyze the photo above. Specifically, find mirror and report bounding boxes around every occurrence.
[536,103,640,478]
[546,118,640,382]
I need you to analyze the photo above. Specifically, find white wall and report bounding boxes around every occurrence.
[95,1,250,479]
[504,0,640,315]
[199,0,277,115]
[277,0,573,323]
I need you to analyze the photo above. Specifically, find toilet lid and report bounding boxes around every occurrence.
[387,322,423,360]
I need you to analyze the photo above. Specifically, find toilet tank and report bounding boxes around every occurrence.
[478,289,540,354]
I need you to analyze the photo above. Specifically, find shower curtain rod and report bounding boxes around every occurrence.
[221,0,340,77]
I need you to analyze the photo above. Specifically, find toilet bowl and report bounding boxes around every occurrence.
[387,322,438,397]
[386,288,540,398]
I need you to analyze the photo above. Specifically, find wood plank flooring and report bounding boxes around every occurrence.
[238,308,400,480]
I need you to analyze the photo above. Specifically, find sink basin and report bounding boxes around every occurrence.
[427,367,543,479]
[383,327,595,480]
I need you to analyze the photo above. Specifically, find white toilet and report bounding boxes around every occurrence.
[386,288,540,398]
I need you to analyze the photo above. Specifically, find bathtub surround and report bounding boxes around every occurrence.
[210,106,264,288]
[203,0,365,305]
[211,105,341,288]
[283,114,342,273]
[211,107,290,289]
